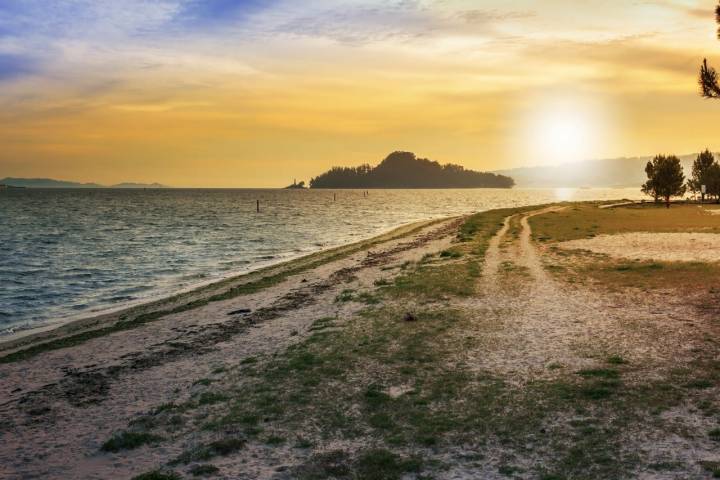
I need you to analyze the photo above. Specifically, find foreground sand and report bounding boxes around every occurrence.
[2,203,720,479]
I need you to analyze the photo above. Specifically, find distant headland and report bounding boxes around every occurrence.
[0,178,168,189]
[284,180,307,189]
[308,151,515,189]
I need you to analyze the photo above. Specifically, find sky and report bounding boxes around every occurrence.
[0,0,719,187]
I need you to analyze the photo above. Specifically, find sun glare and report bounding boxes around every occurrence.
[540,112,587,160]
[522,95,609,166]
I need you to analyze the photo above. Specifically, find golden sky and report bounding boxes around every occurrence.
[1,0,719,187]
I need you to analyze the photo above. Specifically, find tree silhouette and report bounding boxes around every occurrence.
[706,163,720,202]
[641,160,658,202]
[309,151,515,189]
[688,149,716,202]
[642,155,686,208]
[699,2,720,98]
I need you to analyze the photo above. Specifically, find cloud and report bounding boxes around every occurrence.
[0,53,36,80]
[273,1,530,45]
[522,35,698,79]
[176,0,276,27]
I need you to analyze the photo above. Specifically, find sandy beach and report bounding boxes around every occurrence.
[2,203,720,479]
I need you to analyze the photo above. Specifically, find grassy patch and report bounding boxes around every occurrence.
[531,204,720,291]
[440,249,463,259]
[101,431,163,453]
[355,448,422,480]
[388,263,478,299]
[131,470,181,480]
[265,435,286,445]
[335,289,356,303]
[607,355,627,365]
[173,438,245,464]
[197,391,229,406]
[530,203,720,243]
[189,464,220,476]
[292,448,421,480]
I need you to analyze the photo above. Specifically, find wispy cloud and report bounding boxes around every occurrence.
[0,53,36,80]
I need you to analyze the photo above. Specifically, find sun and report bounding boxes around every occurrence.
[522,95,607,166]
[540,112,588,161]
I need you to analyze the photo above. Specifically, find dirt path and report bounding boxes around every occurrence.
[454,207,720,477]
[466,206,710,382]
[480,214,512,281]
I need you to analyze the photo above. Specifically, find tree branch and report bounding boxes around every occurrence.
[700,58,720,99]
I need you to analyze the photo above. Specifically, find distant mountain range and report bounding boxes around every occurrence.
[493,154,703,188]
[0,178,168,189]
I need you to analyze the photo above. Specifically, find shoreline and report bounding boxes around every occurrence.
[4,202,720,479]
[0,216,453,355]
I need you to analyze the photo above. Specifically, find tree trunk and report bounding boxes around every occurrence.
[701,193,705,203]
[665,195,670,208]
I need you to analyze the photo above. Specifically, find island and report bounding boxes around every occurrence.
[309,151,514,189]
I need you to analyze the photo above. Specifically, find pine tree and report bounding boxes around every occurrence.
[699,2,720,98]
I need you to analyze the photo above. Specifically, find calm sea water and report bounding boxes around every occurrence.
[0,188,643,334]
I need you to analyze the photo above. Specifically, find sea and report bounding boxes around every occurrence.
[0,187,644,335]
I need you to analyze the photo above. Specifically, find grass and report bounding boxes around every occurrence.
[530,203,720,243]
[335,289,356,302]
[440,248,463,259]
[196,391,229,406]
[531,203,720,291]
[607,355,627,365]
[265,435,286,445]
[354,448,422,480]
[189,464,220,476]
[131,470,181,480]
[293,448,421,480]
[172,438,245,464]
[101,431,163,453]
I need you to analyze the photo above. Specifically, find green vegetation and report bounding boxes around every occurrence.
[189,464,220,476]
[530,203,720,291]
[607,355,627,365]
[689,149,720,203]
[131,470,181,480]
[172,438,245,464]
[698,3,720,98]
[641,154,686,207]
[101,431,163,453]
[439,248,463,259]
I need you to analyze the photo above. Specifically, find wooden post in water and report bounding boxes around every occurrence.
[333,193,336,202]
[256,199,260,213]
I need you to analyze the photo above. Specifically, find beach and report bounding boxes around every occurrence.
[2,202,720,479]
